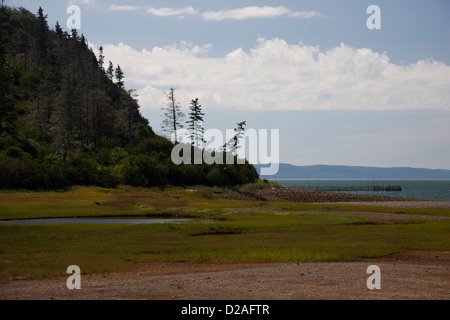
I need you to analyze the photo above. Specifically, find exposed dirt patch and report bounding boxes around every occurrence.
[1,251,449,300]
[380,250,450,261]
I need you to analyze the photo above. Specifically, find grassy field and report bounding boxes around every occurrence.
[1,186,449,282]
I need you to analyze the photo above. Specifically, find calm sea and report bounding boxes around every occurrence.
[275,180,450,201]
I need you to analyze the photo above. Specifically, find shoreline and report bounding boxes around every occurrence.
[215,185,450,203]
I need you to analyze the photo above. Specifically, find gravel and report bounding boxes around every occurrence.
[1,252,449,300]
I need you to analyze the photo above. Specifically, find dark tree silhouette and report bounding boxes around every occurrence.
[115,64,124,88]
[186,98,205,148]
[106,61,114,80]
[161,88,185,143]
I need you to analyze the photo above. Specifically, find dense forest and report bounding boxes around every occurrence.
[0,6,258,189]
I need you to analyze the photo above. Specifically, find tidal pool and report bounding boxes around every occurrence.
[0,217,196,224]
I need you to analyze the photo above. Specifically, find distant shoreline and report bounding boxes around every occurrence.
[255,163,450,180]
[263,180,450,201]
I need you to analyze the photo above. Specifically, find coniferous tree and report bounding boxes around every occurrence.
[98,46,104,70]
[0,17,12,135]
[115,64,124,88]
[233,121,246,154]
[186,98,205,148]
[70,28,78,40]
[55,21,63,39]
[80,33,87,49]
[106,61,114,80]
[0,7,25,136]
[161,88,185,143]
[0,6,259,190]
[36,7,49,59]
[222,120,246,157]
[126,89,139,141]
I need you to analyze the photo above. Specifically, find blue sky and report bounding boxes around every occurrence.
[9,0,450,170]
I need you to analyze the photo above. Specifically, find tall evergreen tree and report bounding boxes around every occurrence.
[97,46,104,70]
[115,64,124,88]
[233,121,246,153]
[54,21,63,39]
[106,61,114,80]
[161,88,185,143]
[186,98,205,148]
[0,13,12,135]
[70,28,79,40]
[0,6,24,136]
[222,120,246,156]
[36,7,49,59]
[80,33,87,48]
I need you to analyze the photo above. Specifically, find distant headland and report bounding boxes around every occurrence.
[255,163,450,180]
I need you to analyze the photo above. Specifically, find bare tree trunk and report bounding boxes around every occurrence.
[171,91,177,143]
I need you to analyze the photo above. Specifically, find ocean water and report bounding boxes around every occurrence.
[275,180,450,201]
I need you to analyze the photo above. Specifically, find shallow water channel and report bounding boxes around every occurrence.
[0,217,196,224]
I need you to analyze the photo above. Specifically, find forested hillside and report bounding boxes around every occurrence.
[0,6,258,189]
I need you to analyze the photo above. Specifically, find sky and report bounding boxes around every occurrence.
[8,0,450,170]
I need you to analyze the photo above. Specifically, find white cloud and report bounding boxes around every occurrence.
[108,5,141,11]
[201,6,289,21]
[107,5,321,20]
[200,6,320,21]
[69,0,95,6]
[147,7,197,18]
[288,11,322,18]
[97,38,450,113]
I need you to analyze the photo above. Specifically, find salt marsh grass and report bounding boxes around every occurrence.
[0,186,449,281]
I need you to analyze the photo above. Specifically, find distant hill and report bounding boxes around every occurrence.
[255,163,450,180]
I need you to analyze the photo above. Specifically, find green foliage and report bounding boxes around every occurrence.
[114,64,124,88]
[206,166,230,187]
[186,98,205,147]
[0,5,259,190]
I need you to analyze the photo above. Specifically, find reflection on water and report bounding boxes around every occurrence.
[0,217,196,224]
